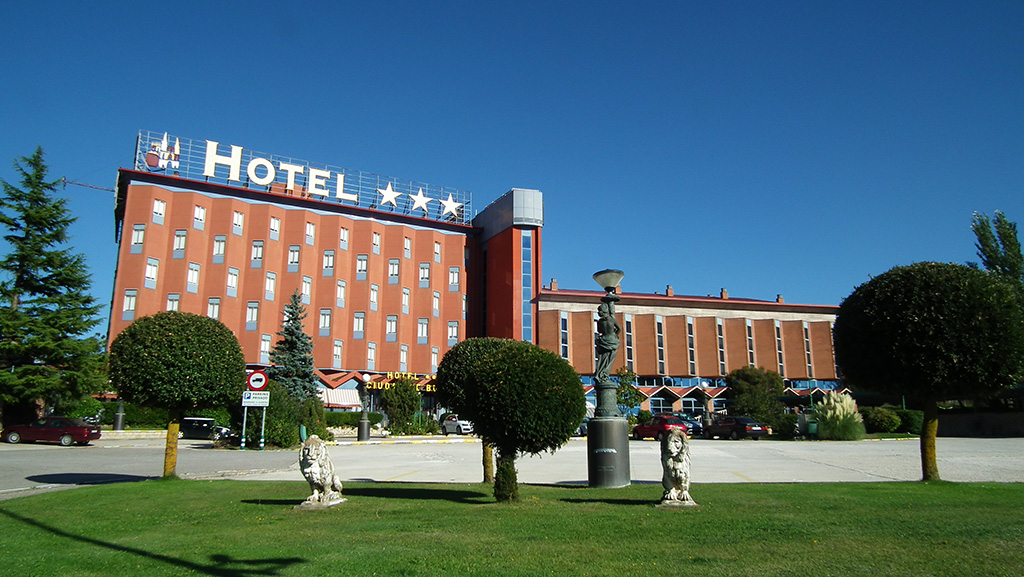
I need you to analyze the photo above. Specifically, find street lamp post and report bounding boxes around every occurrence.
[587,269,631,488]
[358,373,372,442]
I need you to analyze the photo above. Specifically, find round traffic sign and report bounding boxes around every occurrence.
[247,370,268,391]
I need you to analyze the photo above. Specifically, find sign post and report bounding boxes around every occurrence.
[241,371,270,450]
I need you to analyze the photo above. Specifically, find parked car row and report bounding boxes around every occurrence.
[629,413,767,441]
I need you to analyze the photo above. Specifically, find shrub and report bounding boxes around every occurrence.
[298,397,331,440]
[861,406,901,433]
[233,380,299,448]
[379,379,422,435]
[770,413,799,439]
[894,409,924,435]
[636,410,653,426]
[324,411,383,428]
[493,455,519,502]
[815,392,865,441]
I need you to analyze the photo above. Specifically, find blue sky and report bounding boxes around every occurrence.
[2,2,1023,323]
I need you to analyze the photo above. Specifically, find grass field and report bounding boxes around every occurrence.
[1,479,1021,577]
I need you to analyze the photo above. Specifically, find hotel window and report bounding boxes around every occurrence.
[152,199,166,225]
[386,315,398,342]
[336,280,346,308]
[431,347,439,373]
[245,301,259,330]
[560,312,570,360]
[186,262,200,293]
[434,241,442,263]
[804,322,814,379]
[232,211,244,235]
[448,266,460,292]
[301,276,311,305]
[305,222,316,246]
[332,340,343,369]
[687,318,697,375]
[166,293,180,311]
[353,312,365,340]
[747,320,756,366]
[521,231,534,342]
[265,272,276,301]
[339,227,349,250]
[319,309,331,337]
[432,291,440,317]
[448,321,459,346]
[402,288,410,314]
[144,258,159,289]
[193,205,206,230]
[212,235,226,264]
[775,321,785,377]
[463,294,467,320]
[356,254,367,281]
[366,342,376,371]
[288,245,300,273]
[417,318,428,345]
[370,284,379,312]
[388,259,400,284]
[122,289,137,321]
[400,345,408,373]
[226,267,239,298]
[624,314,634,370]
[260,334,272,364]
[207,297,221,321]
[372,232,381,255]
[130,224,145,254]
[717,318,726,376]
[403,237,411,259]
[323,250,335,277]
[173,230,186,259]
[251,240,264,268]
[269,217,281,241]
[656,316,666,375]
[419,263,430,288]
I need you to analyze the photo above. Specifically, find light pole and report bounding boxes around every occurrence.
[358,373,372,442]
[587,269,631,488]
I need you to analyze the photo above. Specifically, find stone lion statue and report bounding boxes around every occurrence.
[299,435,344,506]
[660,428,697,506]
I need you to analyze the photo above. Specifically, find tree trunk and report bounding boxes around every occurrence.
[482,442,495,484]
[493,450,518,502]
[920,398,940,481]
[163,410,181,478]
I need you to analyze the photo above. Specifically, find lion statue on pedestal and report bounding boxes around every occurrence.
[298,435,344,507]
[660,428,697,506]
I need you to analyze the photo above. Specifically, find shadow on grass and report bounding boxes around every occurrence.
[343,482,491,504]
[0,508,305,576]
[27,473,153,485]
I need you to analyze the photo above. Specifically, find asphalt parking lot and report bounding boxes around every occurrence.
[2,435,1021,500]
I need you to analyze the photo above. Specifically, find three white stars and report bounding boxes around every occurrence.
[377,183,462,218]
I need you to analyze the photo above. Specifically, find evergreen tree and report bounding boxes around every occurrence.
[0,147,105,426]
[969,211,1024,300]
[268,291,318,400]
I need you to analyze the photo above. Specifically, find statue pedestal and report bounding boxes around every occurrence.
[587,417,631,488]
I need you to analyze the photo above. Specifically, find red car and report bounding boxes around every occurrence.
[2,416,102,446]
[631,415,688,441]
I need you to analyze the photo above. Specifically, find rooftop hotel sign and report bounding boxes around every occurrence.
[134,130,472,225]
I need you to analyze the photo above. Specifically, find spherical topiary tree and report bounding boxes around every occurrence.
[109,311,246,476]
[834,262,1024,480]
[436,338,585,501]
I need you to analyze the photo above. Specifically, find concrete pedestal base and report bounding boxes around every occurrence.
[587,417,631,488]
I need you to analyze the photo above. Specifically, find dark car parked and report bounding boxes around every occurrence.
[703,416,767,440]
[631,415,688,441]
[2,416,102,446]
[178,417,230,440]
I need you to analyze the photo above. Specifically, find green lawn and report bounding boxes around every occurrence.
[1,479,1021,577]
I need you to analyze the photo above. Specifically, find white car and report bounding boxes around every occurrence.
[440,414,473,435]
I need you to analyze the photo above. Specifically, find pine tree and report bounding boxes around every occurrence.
[268,290,318,400]
[970,211,1024,299]
[0,147,105,426]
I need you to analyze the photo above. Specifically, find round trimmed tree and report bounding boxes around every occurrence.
[834,262,1024,480]
[109,311,246,476]
[436,338,586,501]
